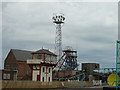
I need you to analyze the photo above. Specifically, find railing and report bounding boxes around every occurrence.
[27,59,56,64]
[27,59,43,64]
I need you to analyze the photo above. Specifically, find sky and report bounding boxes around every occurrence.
[119,2,120,40]
[2,2,118,69]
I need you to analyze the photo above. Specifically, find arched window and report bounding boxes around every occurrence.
[43,67,44,72]
[49,68,51,73]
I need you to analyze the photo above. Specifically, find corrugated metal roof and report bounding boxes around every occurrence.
[32,49,57,56]
[11,49,33,61]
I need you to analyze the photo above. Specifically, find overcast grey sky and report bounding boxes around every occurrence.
[2,2,118,69]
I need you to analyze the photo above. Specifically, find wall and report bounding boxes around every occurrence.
[1,70,17,80]
[2,81,93,88]
[41,66,52,82]
[82,63,99,77]
[32,70,39,81]
[4,50,17,70]
[17,61,31,80]
[58,71,73,78]
[46,67,52,82]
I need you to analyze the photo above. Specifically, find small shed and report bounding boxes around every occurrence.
[1,69,17,80]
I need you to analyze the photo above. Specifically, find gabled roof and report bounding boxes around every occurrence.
[32,49,57,56]
[11,49,33,61]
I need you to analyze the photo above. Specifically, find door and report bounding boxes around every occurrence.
[37,75,40,81]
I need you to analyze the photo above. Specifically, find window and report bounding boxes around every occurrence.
[48,55,50,62]
[52,56,56,63]
[49,68,50,73]
[95,65,98,69]
[42,77,44,82]
[3,73,10,79]
[54,57,56,62]
[49,77,50,82]
[33,65,36,69]
[27,70,29,75]
[38,55,42,59]
[34,54,38,59]
[3,73,6,79]
[45,55,48,61]
[51,56,53,62]
[7,74,10,79]
[36,65,40,69]
[43,67,44,72]
[42,54,44,61]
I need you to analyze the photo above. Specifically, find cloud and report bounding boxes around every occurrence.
[2,2,117,69]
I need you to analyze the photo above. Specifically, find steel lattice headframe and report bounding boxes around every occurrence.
[53,48,79,78]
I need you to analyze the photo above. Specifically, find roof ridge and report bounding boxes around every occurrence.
[32,48,57,56]
[11,49,33,52]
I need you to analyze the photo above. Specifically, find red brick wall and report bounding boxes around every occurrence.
[4,50,17,70]
[16,61,31,80]
[4,50,32,80]
[58,71,72,78]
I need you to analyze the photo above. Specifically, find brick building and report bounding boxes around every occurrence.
[4,49,57,81]
[4,49,33,80]
[82,63,100,78]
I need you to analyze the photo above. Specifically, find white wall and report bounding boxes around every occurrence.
[47,67,52,82]
[41,66,52,82]
[32,70,39,81]
[41,66,46,82]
